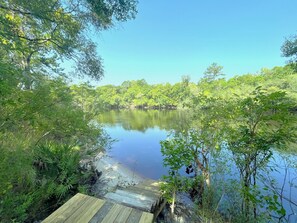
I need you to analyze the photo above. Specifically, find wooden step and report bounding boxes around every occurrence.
[137,180,162,188]
[115,189,156,203]
[114,189,158,211]
[134,182,162,193]
[104,192,154,212]
[123,187,162,207]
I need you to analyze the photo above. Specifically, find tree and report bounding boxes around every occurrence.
[181,75,191,87]
[0,0,138,87]
[225,87,297,220]
[281,34,297,64]
[203,63,224,82]
[161,96,224,213]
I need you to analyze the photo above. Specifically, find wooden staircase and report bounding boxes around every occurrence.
[42,180,165,223]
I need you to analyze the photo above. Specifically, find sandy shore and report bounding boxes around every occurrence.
[92,152,145,196]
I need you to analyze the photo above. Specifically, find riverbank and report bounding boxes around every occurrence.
[91,152,145,196]
[90,152,198,223]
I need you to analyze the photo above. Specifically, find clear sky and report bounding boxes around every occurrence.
[91,0,297,86]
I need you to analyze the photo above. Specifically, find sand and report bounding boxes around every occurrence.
[92,152,145,196]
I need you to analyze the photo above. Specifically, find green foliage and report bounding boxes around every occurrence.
[72,79,195,110]
[282,33,297,63]
[202,62,224,82]
[0,61,105,222]
[226,88,296,162]
[0,143,96,222]
[160,82,296,222]
[72,65,297,113]
[161,125,222,212]
[221,88,296,220]
[0,1,137,221]
[197,65,297,103]
[0,0,137,81]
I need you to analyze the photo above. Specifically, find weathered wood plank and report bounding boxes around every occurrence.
[104,192,152,212]
[89,201,114,223]
[64,196,105,223]
[42,193,88,223]
[115,189,156,204]
[134,181,162,194]
[63,195,99,223]
[114,189,158,212]
[123,187,162,206]
[114,206,133,223]
[124,186,161,197]
[139,212,154,223]
[125,209,143,223]
[101,204,123,223]
[43,180,164,223]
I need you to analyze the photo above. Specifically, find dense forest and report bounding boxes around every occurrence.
[71,64,297,111]
[1,0,297,222]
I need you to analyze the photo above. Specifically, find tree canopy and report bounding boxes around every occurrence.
[202,62,224,82]
[71,64,297,111]
[282,33,297,64]
[0,0,137,83]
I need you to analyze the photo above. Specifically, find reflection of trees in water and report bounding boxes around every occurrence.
[97,110,192,132]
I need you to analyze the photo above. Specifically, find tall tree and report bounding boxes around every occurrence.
[181,75,191,87]
[203,62,224,82]
[282,34,297,65]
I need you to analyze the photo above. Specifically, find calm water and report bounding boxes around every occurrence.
[98,110,190,179]
[98,110,297,220]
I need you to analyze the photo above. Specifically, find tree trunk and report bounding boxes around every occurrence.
[171,188,176,215]
[203,169,211,187]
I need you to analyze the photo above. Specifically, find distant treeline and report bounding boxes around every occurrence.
[71,65,297,112]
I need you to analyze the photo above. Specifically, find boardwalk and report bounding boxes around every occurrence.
[42,180,164,223]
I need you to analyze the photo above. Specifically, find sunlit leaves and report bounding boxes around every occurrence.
[0,0,137,80]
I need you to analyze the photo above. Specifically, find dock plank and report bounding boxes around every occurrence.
[139,212,154,223]
[101,204,123,223]
[89,201,114,223]
[43,180,164,223]
[66,196,105,223]
[114,206,133,223]
[42,193,88,223]
[64,195,101,223]
[125,209,143,223]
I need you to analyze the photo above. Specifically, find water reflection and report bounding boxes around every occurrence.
[97,110,192,179]
[102,125,169,179]
[98,110,297,221]
[97,109,191,132]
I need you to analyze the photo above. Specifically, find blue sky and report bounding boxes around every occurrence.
[91,0,297,86]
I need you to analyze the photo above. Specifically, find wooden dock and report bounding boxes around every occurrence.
[42,180,165,223]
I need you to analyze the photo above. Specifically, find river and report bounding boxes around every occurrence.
[97,109,297,221]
